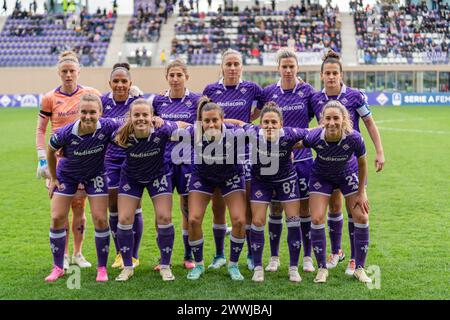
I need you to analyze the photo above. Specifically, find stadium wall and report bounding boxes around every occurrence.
[1,65,449,106]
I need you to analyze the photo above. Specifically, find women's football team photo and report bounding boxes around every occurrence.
[36,47,385,285]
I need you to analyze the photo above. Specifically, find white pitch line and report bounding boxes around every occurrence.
[378,127,450,135]
[375,118,423,124]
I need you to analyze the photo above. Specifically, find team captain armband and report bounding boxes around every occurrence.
[49,133,63,150]
[356,91,371,118]
[39,110,52,117]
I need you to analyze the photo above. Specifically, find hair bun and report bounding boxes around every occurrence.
[322,49,340,61]
[112,62,131,70]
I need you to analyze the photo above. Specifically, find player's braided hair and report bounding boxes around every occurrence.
[321,49,342,72]
[320,100,353,135]
[115,99,153,148]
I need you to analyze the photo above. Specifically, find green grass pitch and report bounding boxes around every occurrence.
[0,106,448,300]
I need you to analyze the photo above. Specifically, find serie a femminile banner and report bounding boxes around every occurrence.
[2,92,450,108]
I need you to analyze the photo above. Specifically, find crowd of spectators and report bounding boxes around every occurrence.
[125,0,175,42]
[0,4,116,67]
[172,2,341,65]
[354,0,449,64]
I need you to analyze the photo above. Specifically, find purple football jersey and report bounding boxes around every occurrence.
[180,123,245,181]
[302,127,366,179]
[310,84,371,133]
[261,80,316,162]
[245,124,308,182]
[203,79,263,123]
[120,121,178,182]
[151,89,200,163]
[49,118,120,181]
[101,93,141,161]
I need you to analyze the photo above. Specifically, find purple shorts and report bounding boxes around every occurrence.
[238,154,252,181]
[270,159,312,202]
[118,172,173,199]
[189,172,245,197]
[53,174,108,197]
[171,163,192,196]
[309,171,363,197]
[105,157,125,189]
[294,159,313,200]
[251,174,300,204]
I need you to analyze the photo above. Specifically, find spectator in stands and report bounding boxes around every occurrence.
[142,46,148,66]
[171,2,341,65]
[135,48,141,66]
[113,0,118,17]
[355,2,449,64]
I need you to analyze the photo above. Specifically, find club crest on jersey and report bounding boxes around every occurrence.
[281,141,287,147]
[215,90,222,95]
[185,100,192,107]
[193,181,202,189]
[272,94,278,99]
[240,88,247,94]
[153,137,161,144]
[122,184,131,192]
[341,98,348,105]
[317,145,324,149]
[289,192,296,198]
[58,183,66,191]
[56,100,63,105]
[255,190,263,198]
[313,182,322,190]
[342,144,350,151]
[319,100,324,105]
[97,133,105,140]
[105,105,112,110]
[162,103,168,107]
[71,140,79,145]
[298,91,304,97]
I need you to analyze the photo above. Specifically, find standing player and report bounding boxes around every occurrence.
[311,50,384,275]
[101,63,144,270]
[45,94,120,282]
[36,51,101,270]
[300,100,372,284]
[260,48,316,274]
[150,59,200,270]
[202,49,263,271]
[113,99,189,282]
[184,98,248,281]
[227,102,310,283]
